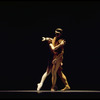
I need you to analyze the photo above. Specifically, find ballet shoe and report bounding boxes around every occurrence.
[37,83,43,91]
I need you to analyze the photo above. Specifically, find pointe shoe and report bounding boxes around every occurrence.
[37,83,43,91]
[61,85,71,91]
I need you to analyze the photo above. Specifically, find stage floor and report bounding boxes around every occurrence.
[0,90,100,93]
[0,90,100,99]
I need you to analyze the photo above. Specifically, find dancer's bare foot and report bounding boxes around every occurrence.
[61,85,70,91]
[51,88,55,91]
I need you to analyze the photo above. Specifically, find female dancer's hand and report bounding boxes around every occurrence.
[42,37,46,41]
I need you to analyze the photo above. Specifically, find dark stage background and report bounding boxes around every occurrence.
[0,1,100,91]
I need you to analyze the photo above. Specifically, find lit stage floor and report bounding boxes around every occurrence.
[0,90,100,99]
[0,90,100,93]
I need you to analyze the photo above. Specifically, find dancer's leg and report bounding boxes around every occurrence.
[37,67,51,91]
[51,59,62,91]
[58,68,70,91]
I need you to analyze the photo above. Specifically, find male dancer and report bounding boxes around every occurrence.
[37,28,70,91]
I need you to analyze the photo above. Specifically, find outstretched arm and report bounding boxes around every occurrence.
[42,37,53,44]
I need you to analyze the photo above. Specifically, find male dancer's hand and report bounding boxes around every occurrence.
[60,40,65,45]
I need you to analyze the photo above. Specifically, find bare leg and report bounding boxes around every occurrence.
[51,59,62,91]
[58,63,70,91]
[37,68,51,91]
[51,64,57,91]
[58,70,70,90]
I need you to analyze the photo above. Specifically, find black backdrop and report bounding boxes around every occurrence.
[0,1,100,90]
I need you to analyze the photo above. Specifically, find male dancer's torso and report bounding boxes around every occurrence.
[47,36,65,69]
[52,37,64,60]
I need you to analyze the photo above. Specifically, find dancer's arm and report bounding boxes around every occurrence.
[42,37,52,41]
[49,40,65,51]
[42,37,53,43]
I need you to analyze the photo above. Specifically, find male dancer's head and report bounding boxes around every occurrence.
[55,28,63,39]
